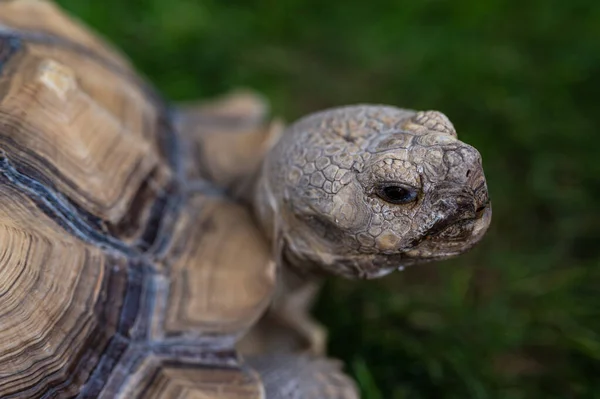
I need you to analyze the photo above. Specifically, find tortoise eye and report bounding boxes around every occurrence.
[376,184,418,204]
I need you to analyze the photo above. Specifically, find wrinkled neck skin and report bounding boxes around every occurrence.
[251,170,327,290]
[249,158,325,284]
[252,171,277,246]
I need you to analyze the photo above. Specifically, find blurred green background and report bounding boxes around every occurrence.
[56,0,599,397]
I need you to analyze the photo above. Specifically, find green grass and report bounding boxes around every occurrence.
[55,0,600,397]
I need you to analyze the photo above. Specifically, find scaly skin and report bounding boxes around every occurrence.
[254,105,491,279]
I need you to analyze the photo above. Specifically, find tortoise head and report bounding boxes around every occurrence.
[255,105,491,279]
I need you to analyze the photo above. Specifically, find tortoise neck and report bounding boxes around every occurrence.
[249,163,278,244]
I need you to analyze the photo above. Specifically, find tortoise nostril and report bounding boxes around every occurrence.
[466,169,471,178]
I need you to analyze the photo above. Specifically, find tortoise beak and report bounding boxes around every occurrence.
[472,201,492,241]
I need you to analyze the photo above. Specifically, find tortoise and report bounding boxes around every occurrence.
[0,0,492,398]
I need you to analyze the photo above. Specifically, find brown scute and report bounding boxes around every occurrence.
[0,183,128,398]
[117,361,264,399]
[0,40,173,234]
[160,193,276,338]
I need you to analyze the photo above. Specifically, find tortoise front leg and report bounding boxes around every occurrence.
[270,272,328,356]
[238,267,327,356]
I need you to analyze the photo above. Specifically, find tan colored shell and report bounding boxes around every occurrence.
[0,1,281,397]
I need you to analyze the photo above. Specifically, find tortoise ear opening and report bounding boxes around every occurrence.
[401,110,457,138]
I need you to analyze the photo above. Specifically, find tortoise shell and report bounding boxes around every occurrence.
[0,1,288,397]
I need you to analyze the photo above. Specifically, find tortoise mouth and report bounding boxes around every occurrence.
[397,202,492,261]
[280,203,492,280]
[350,203,492,279]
